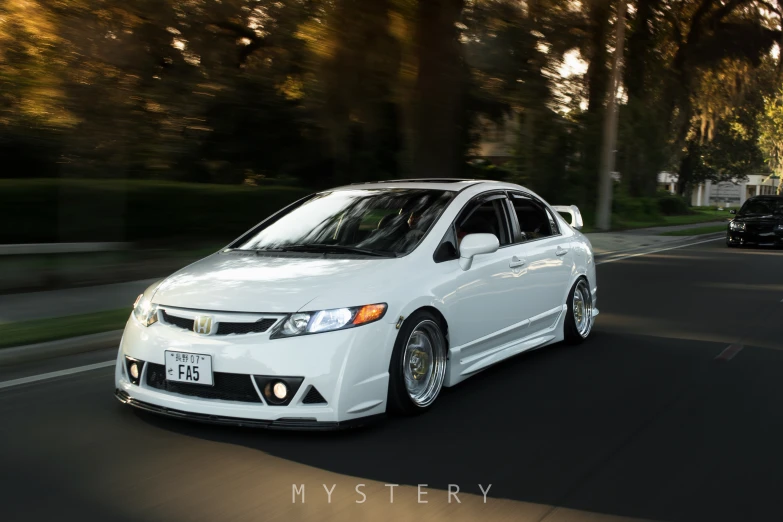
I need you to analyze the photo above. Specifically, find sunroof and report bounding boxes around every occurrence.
[395,178,475,183]
[353,178,476,184]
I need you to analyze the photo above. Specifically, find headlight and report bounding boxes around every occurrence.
[730,221,746,231]
[271,303,387,339]
[132,294,159,327]
[775,223,783,231]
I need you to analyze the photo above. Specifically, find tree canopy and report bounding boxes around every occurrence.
[2,0,783,203]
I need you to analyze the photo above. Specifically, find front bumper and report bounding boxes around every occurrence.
[114,389,381,430]
[727,230,783,246]
[115,313,398,427]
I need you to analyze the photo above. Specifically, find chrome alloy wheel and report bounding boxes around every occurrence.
[572,279,593,338]
[402,320,447,408]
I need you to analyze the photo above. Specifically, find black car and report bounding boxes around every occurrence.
[726,195,783,247]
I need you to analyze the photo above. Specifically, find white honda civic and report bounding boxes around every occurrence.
[115,179,598,429]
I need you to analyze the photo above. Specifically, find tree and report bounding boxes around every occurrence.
[3,0,783,198]
[412,0,466,178]
[758,87,783,193]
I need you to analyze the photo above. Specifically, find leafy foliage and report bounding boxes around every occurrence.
[1,0,783,203]
[758,87,783,192]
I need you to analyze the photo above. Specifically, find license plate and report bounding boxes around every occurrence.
[165,351,213,386]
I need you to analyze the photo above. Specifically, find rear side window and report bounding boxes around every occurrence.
[509,194,556,242]
[547,209,560,235]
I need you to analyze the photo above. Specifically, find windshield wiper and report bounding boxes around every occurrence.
[281,244,397,257]
[250,247,287,253]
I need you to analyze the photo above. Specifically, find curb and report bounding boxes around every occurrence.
[0,229,727,367]
[0,242,130,256]
[0,330,122,367]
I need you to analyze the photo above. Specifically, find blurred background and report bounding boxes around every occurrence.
[2,0,783,294]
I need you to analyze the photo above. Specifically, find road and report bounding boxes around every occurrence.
[1,239,782,522]
[0,278,159,323]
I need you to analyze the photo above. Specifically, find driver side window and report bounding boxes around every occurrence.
[433,195,511,263]
[456,197,511,248]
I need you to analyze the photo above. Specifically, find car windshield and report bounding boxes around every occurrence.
[235,189,455,256]
[739,198,783,216]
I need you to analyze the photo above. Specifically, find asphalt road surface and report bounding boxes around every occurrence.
[2,238,783,522]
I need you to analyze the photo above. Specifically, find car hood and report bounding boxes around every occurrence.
[734,215,782,223]
[152,252,395,313]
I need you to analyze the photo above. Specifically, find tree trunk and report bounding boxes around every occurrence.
[624,0,657,101]
[677,145,695,197]
[580,0,612,208]
[622,0,663,197]
[412,0,465,178]
[324,0,400,184]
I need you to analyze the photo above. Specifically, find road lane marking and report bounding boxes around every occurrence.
[715,344,743,362]
[0,360,115,390]
[596,236,723,265]
[0,236,744,390]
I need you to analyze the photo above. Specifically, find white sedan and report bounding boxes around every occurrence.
[115,179,598,429]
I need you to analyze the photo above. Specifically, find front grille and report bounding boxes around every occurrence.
[161,310,194,331]
[216,318,277,335]
[746,223,775,233]
[161,310,276,336]
[302,386,327,404]
[145,363,262,403]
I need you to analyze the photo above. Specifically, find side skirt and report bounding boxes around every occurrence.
[444,306,566,387]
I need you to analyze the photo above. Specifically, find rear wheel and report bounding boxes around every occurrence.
[564,278,593,344]
[387,311,447,415]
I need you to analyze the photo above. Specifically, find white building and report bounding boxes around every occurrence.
[657,172,781,207]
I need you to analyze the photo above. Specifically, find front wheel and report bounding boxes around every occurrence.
[564,278,593,344]
[387,311,448,415]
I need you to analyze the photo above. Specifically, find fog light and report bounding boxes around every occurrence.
[125,357,144,385]
[254,376,304,406]
[273,381,288,400]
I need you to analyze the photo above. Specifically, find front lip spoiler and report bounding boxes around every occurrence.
[115,389,381,431]
[727,232,783,246]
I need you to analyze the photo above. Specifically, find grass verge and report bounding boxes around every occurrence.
[581,209,730,233]
[0,308,129,349]
[659,224,728,237]
[614,209,730,230]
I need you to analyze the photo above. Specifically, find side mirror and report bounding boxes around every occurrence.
[729,209,737,214]
[551,205,584,230]
[459,233,499,271]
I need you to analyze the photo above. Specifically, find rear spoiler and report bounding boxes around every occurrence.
[551,205,584,230]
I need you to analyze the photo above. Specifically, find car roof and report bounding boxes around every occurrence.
[331,178,517,192]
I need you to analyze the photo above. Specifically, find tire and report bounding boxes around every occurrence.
[387,310,448,416]
[564,277,594,345]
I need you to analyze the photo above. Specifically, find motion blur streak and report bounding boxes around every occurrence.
[0,361,115,390]
[2,241,783,522]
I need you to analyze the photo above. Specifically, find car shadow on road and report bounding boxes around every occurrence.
[136,329,783,522]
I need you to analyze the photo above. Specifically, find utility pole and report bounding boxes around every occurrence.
[595,0,627,231]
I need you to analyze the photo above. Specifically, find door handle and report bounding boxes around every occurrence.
[509,256,526,268]
[555,246,569,256]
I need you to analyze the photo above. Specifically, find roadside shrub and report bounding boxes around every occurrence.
[611,194,660,223]
[0,179,312,244]
[656,192,690,215]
